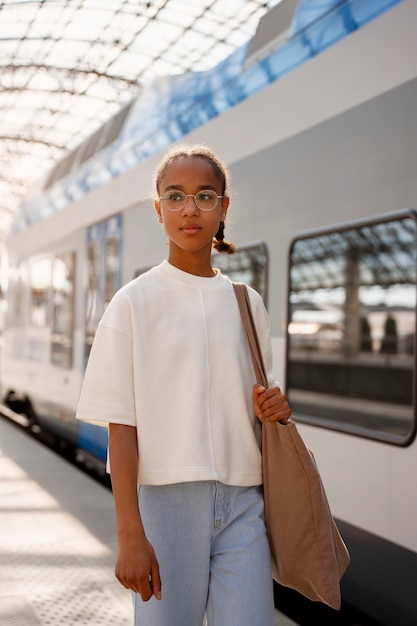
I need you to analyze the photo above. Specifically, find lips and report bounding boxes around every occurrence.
[181,223,201,234]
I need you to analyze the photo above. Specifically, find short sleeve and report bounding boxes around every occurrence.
[76,322,136,426]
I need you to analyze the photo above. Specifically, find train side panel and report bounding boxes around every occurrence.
[1,2,416,623]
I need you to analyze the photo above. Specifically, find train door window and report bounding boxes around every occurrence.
[5,260,26,329]
[85,215,122,362]
[286,211,416,445]
[85,232,101,360]
[51,251,75,368]
[104,217,121,310]
[213,241,269,305]
[29,256,51,327]
[0,245,6,326]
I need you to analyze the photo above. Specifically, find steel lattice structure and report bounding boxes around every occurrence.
[0,0,279,240]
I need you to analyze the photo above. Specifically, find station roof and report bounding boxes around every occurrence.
[0,0,281,241]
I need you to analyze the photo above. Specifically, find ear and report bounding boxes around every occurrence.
[220,196,230,221]
[154,199,163,223]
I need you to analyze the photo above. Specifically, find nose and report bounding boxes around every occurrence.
[182,194,199,214]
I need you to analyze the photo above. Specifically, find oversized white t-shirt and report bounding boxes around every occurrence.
[76,260,276,486]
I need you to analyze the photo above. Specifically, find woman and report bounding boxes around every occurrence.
[76,143,291,625]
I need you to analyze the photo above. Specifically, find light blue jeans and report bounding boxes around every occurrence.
[133,481,275,626]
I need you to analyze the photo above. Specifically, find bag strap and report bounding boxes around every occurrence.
[232,283,268,389]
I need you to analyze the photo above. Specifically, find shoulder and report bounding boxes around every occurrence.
[236,282,270,328]
[245,284,264,306]
[228,278,265,309]
[111,262,164,301]
[100,263,162,331]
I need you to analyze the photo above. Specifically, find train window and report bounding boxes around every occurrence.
[286,211,417,445]
[85,215,122,363]
[51,251,75,368]
[213,241,269,305]
[29,256,51,327]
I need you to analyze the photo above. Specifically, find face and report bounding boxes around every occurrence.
[154,156,229,269]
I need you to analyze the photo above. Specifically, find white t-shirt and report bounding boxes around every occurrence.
[76,260,276,486]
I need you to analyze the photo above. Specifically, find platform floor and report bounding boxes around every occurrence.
[0,416,297,626]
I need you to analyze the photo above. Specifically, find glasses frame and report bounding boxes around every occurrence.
[157,189,225,212]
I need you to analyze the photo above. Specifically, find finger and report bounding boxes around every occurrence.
[266,397,290,414]
[114,566,132,590]
[252,384,266,399]
[259,393,291,421]
[150,563,162,600]
[265,403,292,421]
[252,384,265,419]
[264,389,288,409]
[138,574,154,602]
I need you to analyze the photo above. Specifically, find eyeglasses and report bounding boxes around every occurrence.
[158,189,224,212]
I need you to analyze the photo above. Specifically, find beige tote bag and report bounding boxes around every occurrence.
[233,282,350,610]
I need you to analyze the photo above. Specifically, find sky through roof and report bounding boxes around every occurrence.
[0,0,281,240]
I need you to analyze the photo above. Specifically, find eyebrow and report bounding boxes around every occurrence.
[163,184,218,192]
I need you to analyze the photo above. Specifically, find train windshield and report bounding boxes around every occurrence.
[287,211,417,445]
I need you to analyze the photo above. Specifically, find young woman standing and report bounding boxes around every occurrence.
[76,144,291,625]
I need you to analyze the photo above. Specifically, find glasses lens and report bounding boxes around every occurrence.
[195,190,218,211]
[164,191,186,210]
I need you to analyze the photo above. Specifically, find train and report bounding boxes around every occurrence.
[1,1,416,624]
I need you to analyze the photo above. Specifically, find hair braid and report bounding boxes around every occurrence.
[213,221,236,254]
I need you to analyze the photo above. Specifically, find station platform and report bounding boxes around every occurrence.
[0,416,297,626]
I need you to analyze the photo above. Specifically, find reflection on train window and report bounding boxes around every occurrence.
[85,215,122,362]
[51,251,75,368]
[85,238,100,359]
[5,261,26,328]
[287,212,416,444]
[213,241,269,305]
[104,235,119,309]
[29,256,51,327]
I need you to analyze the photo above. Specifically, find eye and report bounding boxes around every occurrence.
[197,190,216,202]
[166,190,184,202]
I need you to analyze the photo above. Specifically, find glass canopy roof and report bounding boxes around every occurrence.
[0,0,281,240]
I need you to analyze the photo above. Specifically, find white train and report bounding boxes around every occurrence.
[1,1,416,624]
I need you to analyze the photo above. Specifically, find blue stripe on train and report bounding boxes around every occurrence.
[78,422,108,462]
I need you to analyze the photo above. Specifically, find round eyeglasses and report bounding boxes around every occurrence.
[158,189,224,212]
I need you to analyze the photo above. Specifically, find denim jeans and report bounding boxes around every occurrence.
[133,481,275,626]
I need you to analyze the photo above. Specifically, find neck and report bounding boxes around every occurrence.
[167,251,216,277]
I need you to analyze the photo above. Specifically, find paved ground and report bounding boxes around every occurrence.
[0,416,297,625]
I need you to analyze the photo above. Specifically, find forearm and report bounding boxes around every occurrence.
[108,423,144,539]
[108,423,161,599]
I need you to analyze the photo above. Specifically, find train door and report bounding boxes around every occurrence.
[84,214,122,362]
[79,214,122,464]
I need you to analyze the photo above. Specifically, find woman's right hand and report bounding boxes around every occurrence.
[115,531,161,601]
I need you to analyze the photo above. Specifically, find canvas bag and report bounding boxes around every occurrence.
[233,282,350,610]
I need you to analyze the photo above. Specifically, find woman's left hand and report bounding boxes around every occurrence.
[252,384,292,423]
